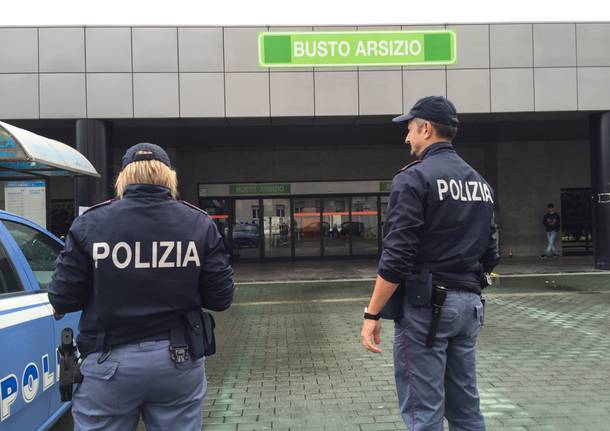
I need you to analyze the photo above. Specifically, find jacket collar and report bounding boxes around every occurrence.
[123,184,172,200]
[419,141,454,160]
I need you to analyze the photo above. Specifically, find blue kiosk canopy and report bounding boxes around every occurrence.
[0,121,99,178]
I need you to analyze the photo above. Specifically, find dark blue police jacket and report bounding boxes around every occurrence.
[378,142,500,292]
[48,184,234,356]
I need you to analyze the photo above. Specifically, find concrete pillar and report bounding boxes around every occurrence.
[74,119,112,209]
[591,113,610,269]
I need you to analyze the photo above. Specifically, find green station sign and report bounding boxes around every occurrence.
[259,30,456,68]
[230,183,291,195]
[379,181,392,193]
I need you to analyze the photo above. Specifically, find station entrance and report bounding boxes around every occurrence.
[198,181,391,260]
[9,111,609,267]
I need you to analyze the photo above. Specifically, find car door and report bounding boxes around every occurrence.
[0,216,80,429]
[0,222,56,431]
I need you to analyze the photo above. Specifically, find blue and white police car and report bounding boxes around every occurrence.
[0,121,99,430]
[0,211,79,430]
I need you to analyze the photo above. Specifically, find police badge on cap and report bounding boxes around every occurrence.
[121,143,171,169]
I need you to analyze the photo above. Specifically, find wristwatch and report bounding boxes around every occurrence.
[363,307,381,320]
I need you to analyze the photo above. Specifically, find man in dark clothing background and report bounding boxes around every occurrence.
[542,203,561,258]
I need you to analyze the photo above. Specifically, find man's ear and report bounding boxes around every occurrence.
[425,121,434,139]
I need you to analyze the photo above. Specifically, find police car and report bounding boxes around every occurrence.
[0,121,99,430]
[0,211,79,430]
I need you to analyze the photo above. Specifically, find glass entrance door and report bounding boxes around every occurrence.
[202,193,389,260]
[200,198,231,240]
[322,198,350,256]
[294,198,322,257]
[233,199,261,259]
[560,188,593,256]
[262,198,292,258]
[380,195,390,250]
[351,196,380,256]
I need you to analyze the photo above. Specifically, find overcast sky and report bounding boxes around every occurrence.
[2,0,610,26]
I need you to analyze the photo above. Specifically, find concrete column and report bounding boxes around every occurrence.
[74,119,112,209]
[591,113,610,269]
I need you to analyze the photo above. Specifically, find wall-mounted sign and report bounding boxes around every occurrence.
[230,183,291,195]
[4,180,46,228]
[0,128,19,159]
[379,182,392,193]
[259,30,456,68]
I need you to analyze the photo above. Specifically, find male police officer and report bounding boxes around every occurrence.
[48,143,234,431]
[360,96,500,431]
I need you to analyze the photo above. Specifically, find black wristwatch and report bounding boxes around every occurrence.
[363,307,381,320]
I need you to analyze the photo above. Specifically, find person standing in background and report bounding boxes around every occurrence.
[541,203,561,258]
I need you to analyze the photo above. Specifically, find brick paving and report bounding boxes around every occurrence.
[53,274,610,430]
[231,256,603,283]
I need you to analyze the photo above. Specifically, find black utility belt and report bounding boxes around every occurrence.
[136,331,171,343]
[380,269,482,321]
[98,332,170,350]
[437,285,481,295]
[85,311,217,365]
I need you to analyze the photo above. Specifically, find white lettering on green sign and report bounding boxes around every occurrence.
[380,182,392,193]
[230,184,291,195]
[259,31,456,68]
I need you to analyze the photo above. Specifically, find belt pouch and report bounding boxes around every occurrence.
[380,281,405,321]
[405,268,433,307]
[184,310,216,358]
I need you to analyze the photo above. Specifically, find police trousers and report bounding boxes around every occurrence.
[393,290,486,431]
[72,340,206,431]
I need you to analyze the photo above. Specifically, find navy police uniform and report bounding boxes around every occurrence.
[379,97,500,431]
[378,142,499,291]
[48,143,234,431]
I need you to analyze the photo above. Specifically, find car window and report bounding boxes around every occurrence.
[0,240,24,295]
[2,220,62,290]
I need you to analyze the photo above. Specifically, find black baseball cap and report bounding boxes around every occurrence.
[392,96,459,127]
[121,143,171,169]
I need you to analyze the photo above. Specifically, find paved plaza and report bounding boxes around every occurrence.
[195,274,610,431]
[231,256,602,283]
[53,267,610,431]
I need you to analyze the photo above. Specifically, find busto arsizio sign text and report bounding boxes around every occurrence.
[258,30,456,68]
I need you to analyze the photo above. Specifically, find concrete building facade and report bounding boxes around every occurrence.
[0,23,608,265]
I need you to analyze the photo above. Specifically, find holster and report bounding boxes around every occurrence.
[480,271,492,289]
[58,328,83,402]
[380,268,433,321]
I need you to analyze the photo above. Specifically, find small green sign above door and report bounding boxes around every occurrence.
[230,183,291,195]
[258,30,456,68]
[379,181,392,193]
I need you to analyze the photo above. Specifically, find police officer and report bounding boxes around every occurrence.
[48,143,234,431]
[360,96,499,431]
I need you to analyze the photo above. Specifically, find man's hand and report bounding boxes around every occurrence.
[360,319,382,353]
[359,275,400,353]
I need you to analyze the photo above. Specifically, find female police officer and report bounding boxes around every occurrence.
[48,143,234,431]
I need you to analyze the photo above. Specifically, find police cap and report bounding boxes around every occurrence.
[121,143,171,169]
[392,96,459,127]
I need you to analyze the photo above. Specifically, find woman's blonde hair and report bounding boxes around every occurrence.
[114,156,178,199]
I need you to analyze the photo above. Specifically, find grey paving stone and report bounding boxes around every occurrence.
[51,273,610,431]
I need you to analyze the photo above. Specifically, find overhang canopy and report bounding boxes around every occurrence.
[0,121,99,178]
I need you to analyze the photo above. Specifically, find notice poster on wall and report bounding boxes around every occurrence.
[4,180,46,228]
